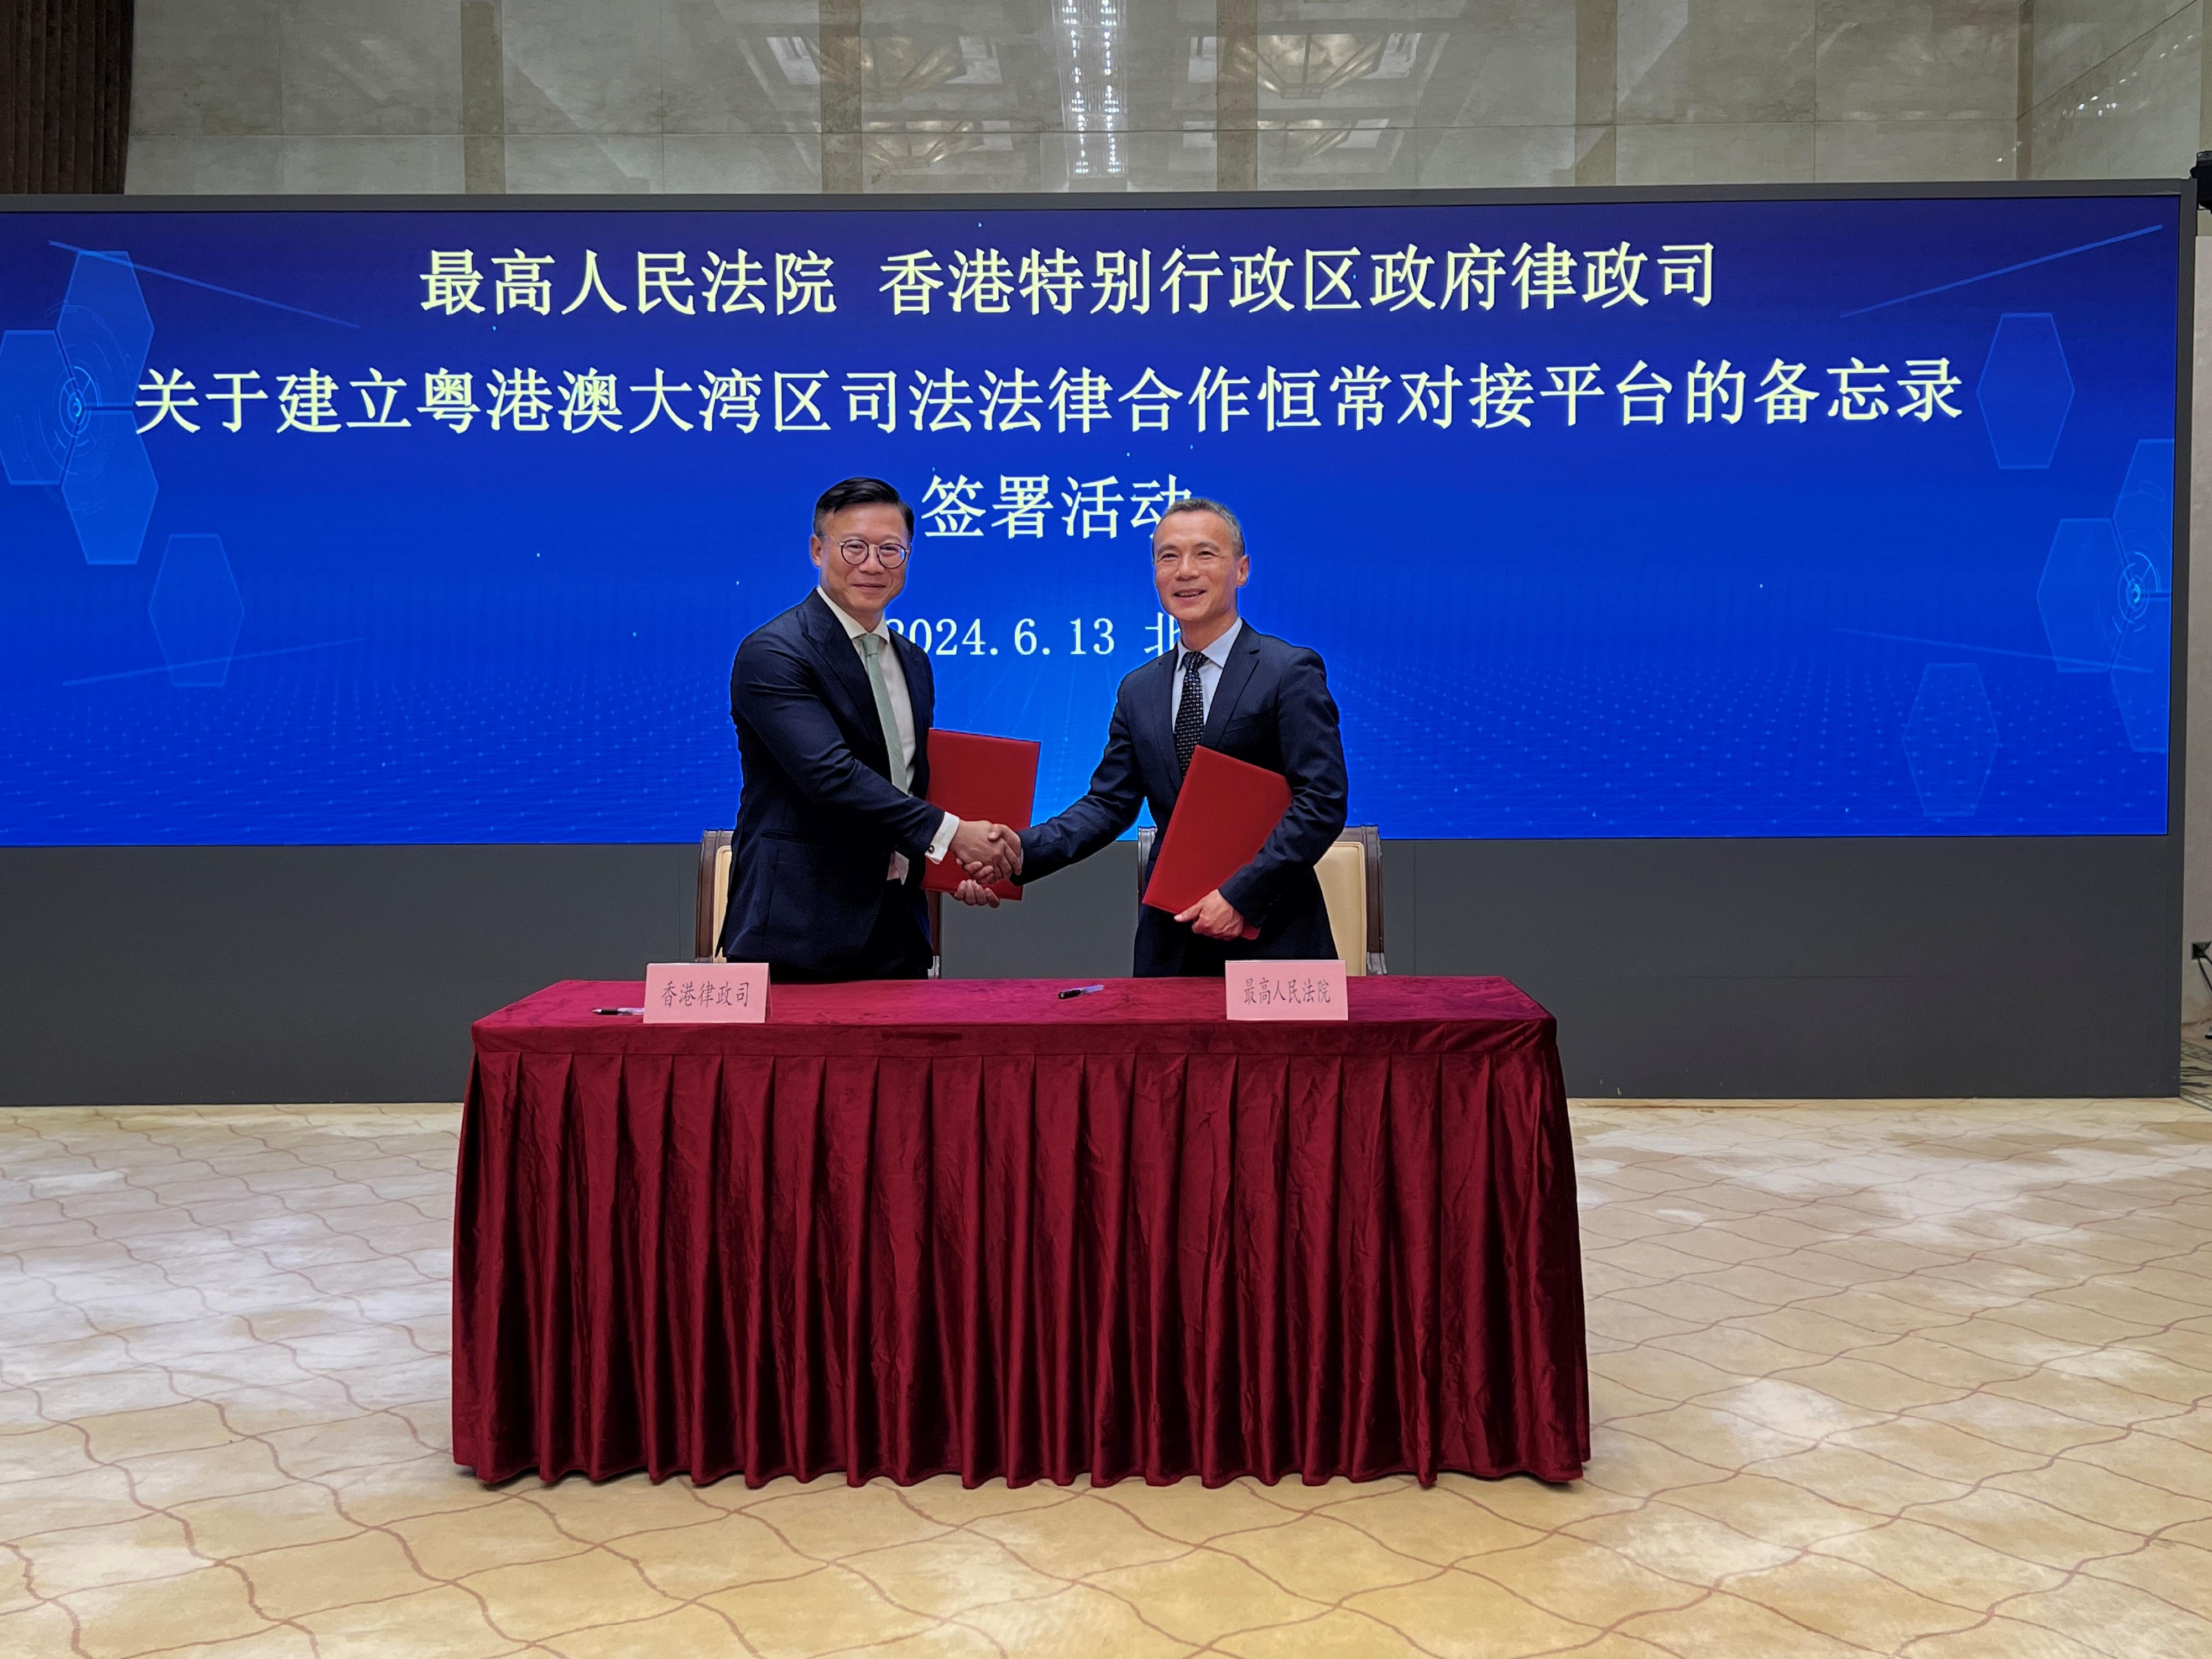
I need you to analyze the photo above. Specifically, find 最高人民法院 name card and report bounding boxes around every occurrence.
[1225,959,1348,1022]
[643,962,768,1023]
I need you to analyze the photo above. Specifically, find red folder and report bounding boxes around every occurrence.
[1141,746,1290,937]
[922,729,1040,900]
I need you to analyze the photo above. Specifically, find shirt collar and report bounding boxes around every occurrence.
[817,587,887,645]
[1181,615,1243,670]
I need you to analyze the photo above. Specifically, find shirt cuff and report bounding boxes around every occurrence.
[924,811,959,864]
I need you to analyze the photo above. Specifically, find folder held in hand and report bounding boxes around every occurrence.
[1141,746,1290,939]
[922,729,1040,900]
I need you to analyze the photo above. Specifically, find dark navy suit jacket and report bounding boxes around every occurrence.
[719,591,942,977]
[1018,622,1349,977]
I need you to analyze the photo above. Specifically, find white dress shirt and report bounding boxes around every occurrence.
[817,589,958,881]
[1170,615,1244,729]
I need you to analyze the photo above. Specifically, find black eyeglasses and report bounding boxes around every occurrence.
[832,537,910,569]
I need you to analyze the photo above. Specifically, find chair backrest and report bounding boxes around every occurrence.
[696,831,733,961]
[696,828,942,976]
[1133,824,1385,975]
[1315,842,1369,976]
[1319,826,1385,975]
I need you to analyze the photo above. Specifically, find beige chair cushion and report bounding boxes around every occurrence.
[1314,841,1368,975]
[711,843,733,961]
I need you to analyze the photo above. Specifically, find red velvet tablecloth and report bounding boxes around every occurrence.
[453,976,1587,1488]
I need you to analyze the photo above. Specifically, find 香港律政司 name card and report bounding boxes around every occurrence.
[643,962,768,1023]
[1225,959,1348,1021]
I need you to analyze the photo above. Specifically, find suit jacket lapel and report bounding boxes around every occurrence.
[894,629,933,735]
[1197,625,1261,751]
[800,591,886,763]
[894,630,932,794]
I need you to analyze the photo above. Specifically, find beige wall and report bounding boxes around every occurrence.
[2029,2,2201,179]
[125,1,2038,195]
[123,5,2212,192]
[123,5,2212,193]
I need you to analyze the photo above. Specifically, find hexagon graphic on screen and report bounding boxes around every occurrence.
[1902,664,1999,818]
[149,535,244,687]
[4,252,164,565]
[1976,313,2072,469]
[2110,603,2170,754]
[2111,438,2175,592]
[56,251,154,410]
[60,411,158,565]
[0,330,77,485]
[2036,518,2127,674]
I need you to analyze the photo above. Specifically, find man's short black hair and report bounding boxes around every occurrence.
[813,476,914,536]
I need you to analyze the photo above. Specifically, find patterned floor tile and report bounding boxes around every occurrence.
[1,1091,2207,1657]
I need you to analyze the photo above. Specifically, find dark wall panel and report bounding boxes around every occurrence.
[0,835,2176,1105]
[938,843,1137,983]
[2,846,693,1106]
[1405,838,2179,1098]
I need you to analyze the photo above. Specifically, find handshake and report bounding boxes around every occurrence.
[944,820,1025,909]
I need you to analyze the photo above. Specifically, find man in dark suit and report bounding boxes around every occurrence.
[721,477,1014,980]
[958,498,1348,977]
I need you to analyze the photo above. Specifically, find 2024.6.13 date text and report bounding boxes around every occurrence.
[884,615,1180,658]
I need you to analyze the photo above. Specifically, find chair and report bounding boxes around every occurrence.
[695,830,733,961]
[695,830,943,977]
[1132,824,1386,975]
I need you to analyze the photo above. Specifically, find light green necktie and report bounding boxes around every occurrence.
[857,633,909,794]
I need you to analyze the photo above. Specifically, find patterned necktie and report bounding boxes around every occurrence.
[1173,648,1207,778]
[857,633,909,794]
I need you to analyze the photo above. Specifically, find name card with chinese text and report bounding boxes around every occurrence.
[643,962,768,1023]
[1226,959,1348,1021]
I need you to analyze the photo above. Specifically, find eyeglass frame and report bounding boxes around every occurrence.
[823,535,911,570]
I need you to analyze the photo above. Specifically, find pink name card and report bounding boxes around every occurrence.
[643,962,768,1024]
[1226,959,1348,1021]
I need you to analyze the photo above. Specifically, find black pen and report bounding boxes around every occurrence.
[1056,984,1105,1000]
[592,1006,643,1016]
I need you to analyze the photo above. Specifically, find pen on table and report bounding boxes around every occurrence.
[1056,984,1105,1000]
[593,1006,643,1016]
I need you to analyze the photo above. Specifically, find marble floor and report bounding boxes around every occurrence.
[3,1078,2210,1659]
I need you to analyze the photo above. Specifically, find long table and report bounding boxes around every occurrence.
[452,976,1588,1488]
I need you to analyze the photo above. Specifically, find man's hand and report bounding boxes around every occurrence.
[952,879,1000,909]
[1173,889,1251,941]
[948,818,1019,883]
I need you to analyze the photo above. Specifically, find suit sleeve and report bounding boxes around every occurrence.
[734,634,945,858]
[1218,649,1349,923]
[1016,686,1145,883]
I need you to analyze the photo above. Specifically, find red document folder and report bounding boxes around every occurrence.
[1141,746,1290,936]
[922,729,1040,900]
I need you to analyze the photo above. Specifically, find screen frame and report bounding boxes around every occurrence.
[4,179,2193,851]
